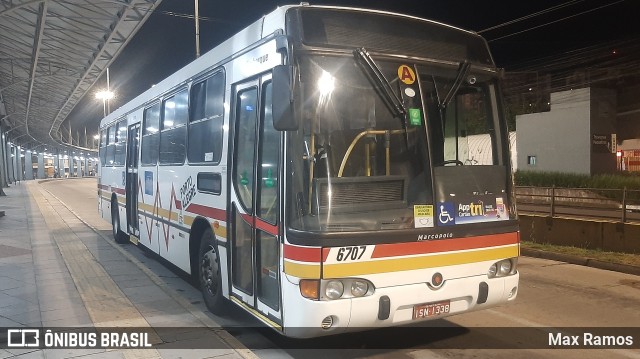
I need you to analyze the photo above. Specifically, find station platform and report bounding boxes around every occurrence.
[0,181,258,359]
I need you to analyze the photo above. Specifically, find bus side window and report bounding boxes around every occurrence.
[106,125,116,166]
[188,71,224,163]
[160,89,188,165]
[141,103,160,166]
[257,81,279,224]
[233,87,258,211]
[99,129,107,166]
[114,120,127,166]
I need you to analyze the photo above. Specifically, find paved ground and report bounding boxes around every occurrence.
[0,181,256,359]
[2,179,639,359]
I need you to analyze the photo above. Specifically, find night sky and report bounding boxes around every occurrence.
[68,0,640,135]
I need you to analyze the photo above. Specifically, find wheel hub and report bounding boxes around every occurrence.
[201,249,218,295]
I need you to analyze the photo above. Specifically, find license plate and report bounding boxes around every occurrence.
[412,300,450,319]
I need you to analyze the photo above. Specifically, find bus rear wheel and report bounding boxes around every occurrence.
[199,228,226,314]
[111,199,128,244]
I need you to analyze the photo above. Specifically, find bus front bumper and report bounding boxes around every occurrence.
[283,272,519,338]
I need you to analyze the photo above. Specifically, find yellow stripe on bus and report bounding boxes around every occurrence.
[283,261,321,279]
[136,201,228,239]
[212,224,227,239]
[323,245,519,278]
[138,202,154,213]
[230,296,282,330]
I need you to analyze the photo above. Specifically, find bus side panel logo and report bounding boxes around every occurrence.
[437,202,456,226]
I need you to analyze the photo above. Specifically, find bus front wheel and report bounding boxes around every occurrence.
[199,228,226,314]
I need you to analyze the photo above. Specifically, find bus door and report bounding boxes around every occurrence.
[229,74,282,325]
[125,123,141,237]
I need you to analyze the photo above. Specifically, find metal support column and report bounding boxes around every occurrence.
[59,156,65,178]
[25,150,34,180]
[37,153,45,179]
[15,146,23,181]
[0,130,8,188]
[8,145,15,183]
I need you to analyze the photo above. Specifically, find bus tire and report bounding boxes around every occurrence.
[198,228,226,315]
[111,199,128,244]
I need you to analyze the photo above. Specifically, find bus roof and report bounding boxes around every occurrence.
[99,4,486,128]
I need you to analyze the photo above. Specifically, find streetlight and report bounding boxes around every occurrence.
[95,67,114,117]
[93,134,100,149]
[195,0,200,58]
[96,90,114,117]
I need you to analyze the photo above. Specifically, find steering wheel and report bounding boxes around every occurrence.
[438,160,464,166]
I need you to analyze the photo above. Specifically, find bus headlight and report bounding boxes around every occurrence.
[488,258,517,278]
[488,263,497,278]
[325,281,344,300]
[499,260,512,275]
[351,280,368,297]
[307,278,375,300]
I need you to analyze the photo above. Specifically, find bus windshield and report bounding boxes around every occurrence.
[288,54,505,233]
[420,64,502,167]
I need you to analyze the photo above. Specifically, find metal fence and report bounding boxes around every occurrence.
[515,186,640,223]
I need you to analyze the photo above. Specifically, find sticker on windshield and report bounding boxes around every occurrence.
[437,202,456,226]
[398,65,416,85]
[409,108,422,126]
[414,205,434,228]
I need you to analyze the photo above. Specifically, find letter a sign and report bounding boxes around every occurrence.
[398,65,416,85]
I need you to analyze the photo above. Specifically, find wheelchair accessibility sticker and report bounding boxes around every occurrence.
[437,202,456,226]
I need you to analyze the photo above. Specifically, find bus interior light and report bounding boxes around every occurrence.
[300,279,320,300]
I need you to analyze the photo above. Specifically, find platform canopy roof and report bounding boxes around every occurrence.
[0,0,162,151]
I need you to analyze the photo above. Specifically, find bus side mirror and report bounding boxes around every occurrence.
[272,65,299,131]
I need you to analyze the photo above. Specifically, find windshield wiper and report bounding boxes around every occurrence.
[431,61,471,141]
[440,61,470,109]
[353,47,410,147]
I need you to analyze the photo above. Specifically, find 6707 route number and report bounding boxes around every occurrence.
[336,246,366,261]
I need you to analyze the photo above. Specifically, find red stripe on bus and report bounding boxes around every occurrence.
[99,183,123,194]
[321,248,331,262]
[371,232,519,259]
[255,218,278,236]
[237,213,278,236]
[240,213,253,224]
[171,186,182,210]
[284,244,322,262]
[185,203,226,221]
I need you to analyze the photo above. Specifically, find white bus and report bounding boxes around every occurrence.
[98,4,519,338]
